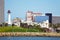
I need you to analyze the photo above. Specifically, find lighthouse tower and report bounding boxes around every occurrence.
[7,10,11,25]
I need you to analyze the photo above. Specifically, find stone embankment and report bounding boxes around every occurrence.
[0,32,60,37]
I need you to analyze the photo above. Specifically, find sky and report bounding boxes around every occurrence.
[5,0,60,21]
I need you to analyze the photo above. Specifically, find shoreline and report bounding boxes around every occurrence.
[0,32,60,37]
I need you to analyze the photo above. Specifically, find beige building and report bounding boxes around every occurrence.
[0,0,4,24]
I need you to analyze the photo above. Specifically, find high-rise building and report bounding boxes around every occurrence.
[45,13,52,23]
[0,0,4,24]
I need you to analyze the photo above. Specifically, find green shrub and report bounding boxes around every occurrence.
[0,26,45,32]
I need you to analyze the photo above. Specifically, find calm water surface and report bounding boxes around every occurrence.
[0,37,60,40]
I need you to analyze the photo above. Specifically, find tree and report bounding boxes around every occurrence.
[56,23,60,28]
[49,23,52,27]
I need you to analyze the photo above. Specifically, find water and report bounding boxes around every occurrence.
[0,37,60,40]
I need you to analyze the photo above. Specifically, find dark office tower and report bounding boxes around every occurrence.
[45,13,52,23]
[0,0,4,24]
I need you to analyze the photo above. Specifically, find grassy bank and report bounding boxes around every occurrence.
[0,26,60,37]
[0,26,44,32]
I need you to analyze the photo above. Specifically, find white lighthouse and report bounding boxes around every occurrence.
[7,10,11,25]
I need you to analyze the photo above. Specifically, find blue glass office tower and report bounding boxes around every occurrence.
[34,16,49,23]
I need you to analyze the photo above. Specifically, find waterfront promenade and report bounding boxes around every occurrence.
[0,32,60,37]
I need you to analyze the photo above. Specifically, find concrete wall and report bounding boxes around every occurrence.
[0,0,4,24]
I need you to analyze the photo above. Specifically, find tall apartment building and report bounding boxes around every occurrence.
[0,0,4,24]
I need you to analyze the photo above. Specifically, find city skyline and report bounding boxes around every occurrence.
[5,0,60,21]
